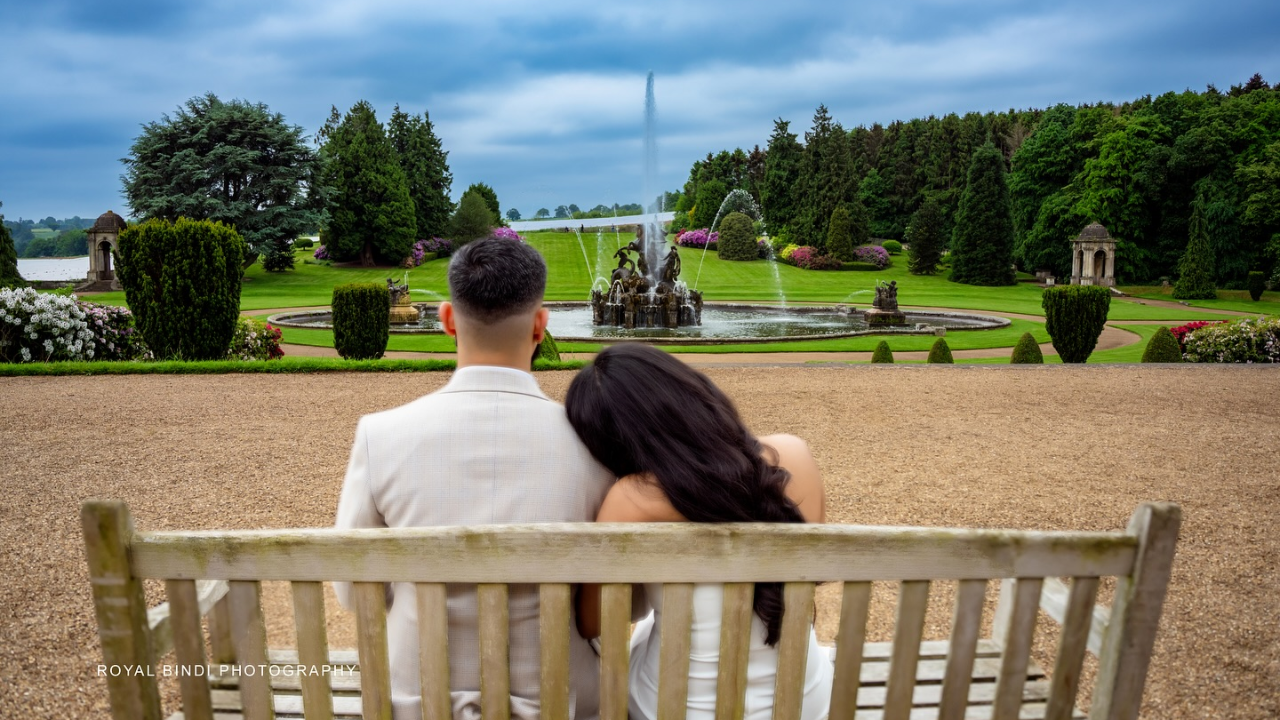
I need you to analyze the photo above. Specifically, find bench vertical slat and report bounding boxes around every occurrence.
[657,583,694,720]
[538,584,571,720]
[1090,503,1181,720]
[290,582,333,720]
[228,580,275,720]
[1045,576,1100,720]
[599,583,632,720]
[208,595,237,664]
[883,580,930,720]
[715,582,755,720]
[938,579,988,720]
[418,583,452,720]
[478,583,512,720]
[165,579,214,720]
[81,500,163,720]
[353,582,393,720]
[771,582,816,720]
[992,577,1044,720]
[991,579,1014,649]
[828,581,871,720]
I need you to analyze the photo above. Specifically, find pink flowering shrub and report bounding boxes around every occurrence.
[1169,320,1228,350]
[77,301,147,361]
[313,245,330,260]
[853,245,890,269]
[491,227,524,242]
[1182,317,1280,363]
[676,229,719,248]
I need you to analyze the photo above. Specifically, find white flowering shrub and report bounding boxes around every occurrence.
[1182,316,1280,363]
[0,287,95,362]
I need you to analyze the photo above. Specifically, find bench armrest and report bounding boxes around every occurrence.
[146,579,230,659]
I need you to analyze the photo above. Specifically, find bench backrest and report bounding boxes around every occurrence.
[82,500,1179,720]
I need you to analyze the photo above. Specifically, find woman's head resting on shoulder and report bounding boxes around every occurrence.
[565,343,803,527]
[565,343,806,645]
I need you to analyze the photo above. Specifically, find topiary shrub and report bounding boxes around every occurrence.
[332,282,389,360]
[115,218,245,361]
[927,337,953,363]
[1010,332,1044,364]
[1248,271,1266,301]
[0,214,24,289]
[871,340,894,363]
[534,329,560,364]
[881,239,903,255]
[1141,327,1183,363]
[1041,285,1110,363]
[717,212,758,261]
[293,237,314,250]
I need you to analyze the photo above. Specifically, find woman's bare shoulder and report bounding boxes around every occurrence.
[596,474,687,522]
[759,433,826,523]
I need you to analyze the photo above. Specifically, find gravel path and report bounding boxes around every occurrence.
[1,367,1277,719]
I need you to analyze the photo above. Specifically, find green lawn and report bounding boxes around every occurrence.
[1123,285,1280,316]
[831,324,1164,364]
[90,233,1243,359]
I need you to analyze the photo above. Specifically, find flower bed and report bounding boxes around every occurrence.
[1169,320,1228,350]
[0,288,94,362]
[676,228,718,249]
[491,227,524,242]
[228,317,285,361]
[1182,317,1280,363]
[854,245,891,269]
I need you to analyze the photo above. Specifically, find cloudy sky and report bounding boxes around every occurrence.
[2,0,1278,221]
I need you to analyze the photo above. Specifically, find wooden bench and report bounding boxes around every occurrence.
[81,500,1179,720]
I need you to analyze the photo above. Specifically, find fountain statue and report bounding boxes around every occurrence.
[590,224,703,329]
[387,276,421,324]
[864,280,906,327]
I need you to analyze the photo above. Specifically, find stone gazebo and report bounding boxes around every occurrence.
[1070,222,1117,287]
[83,210,127,291]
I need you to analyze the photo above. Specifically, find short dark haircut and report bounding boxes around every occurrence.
[447,237,547,323]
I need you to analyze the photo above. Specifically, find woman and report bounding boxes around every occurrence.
[565,343,833,720]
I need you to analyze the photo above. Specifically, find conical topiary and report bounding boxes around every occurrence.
[534,329,560,364]
[1010,332,1044,364]
[1141,327,1183,363]
[871,340,894,363]
[927,337,953,363]
[1248,271,1266,301]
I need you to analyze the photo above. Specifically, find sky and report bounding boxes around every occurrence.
[2,0,1279,222]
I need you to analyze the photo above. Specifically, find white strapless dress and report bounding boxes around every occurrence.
[627,583,834,720]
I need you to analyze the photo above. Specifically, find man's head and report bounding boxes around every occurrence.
[439,236,549,369]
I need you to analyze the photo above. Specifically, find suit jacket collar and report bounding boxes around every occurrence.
[439,365,551,401]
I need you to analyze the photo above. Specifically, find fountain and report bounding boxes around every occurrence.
[589,225,703,329]
[266,73,1011,344]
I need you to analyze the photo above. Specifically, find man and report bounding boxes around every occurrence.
[334,237,615,720]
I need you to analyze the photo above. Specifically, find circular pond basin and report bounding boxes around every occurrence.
[269,303,1009,345]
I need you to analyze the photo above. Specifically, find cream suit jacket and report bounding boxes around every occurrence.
[334,365,615,720]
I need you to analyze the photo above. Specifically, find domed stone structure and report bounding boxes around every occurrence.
[84,210,128,291]
[1070,222,1117,288]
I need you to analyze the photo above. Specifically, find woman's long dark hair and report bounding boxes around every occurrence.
[565,343,806,645]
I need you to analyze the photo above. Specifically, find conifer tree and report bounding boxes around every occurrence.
[388,105,453,240]
[761,119,802,233]
[794,105,855,250]
[826,206,854,261]
[0,204,25,288]
[906,198,945,275]
[691,179,728,230]
[951,142,1016,285]
[462,183,501,225]
[450,189,495,244]
[122,93,324,271]
[849,198,871,248]
[1173,195,1218,299]
[320,101,417,266]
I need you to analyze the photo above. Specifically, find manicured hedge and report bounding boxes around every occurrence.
[1042,285,1110,363]
[871,340,894,363]
[116,218,245,360]
[717,212,758,261]
[926,337,953,363]
[1010,332,1044,364]
[1141,327,1183,363]
[332,282,390,360]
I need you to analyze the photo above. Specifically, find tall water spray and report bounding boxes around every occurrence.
[641,71,661,280]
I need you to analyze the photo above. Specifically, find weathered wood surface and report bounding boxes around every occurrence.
[716,582,756,720]
[599,583,632,720]
[149,579,230,660]
[537,584,571,720]
[884,581,930,720]
[1039,577,1108,657]
[416,583,451,720]
[290,582,333,720]
[130,523,1138,582]
[165,579,214,720]
[477,584,511,720]
[657,583,694,720]
[772,582,816,720]
[939,579,987,720]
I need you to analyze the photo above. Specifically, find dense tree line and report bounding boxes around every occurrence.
[680,74,1280,285]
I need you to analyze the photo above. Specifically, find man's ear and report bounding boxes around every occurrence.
[439,302,458,338]
[532,307,550,344]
